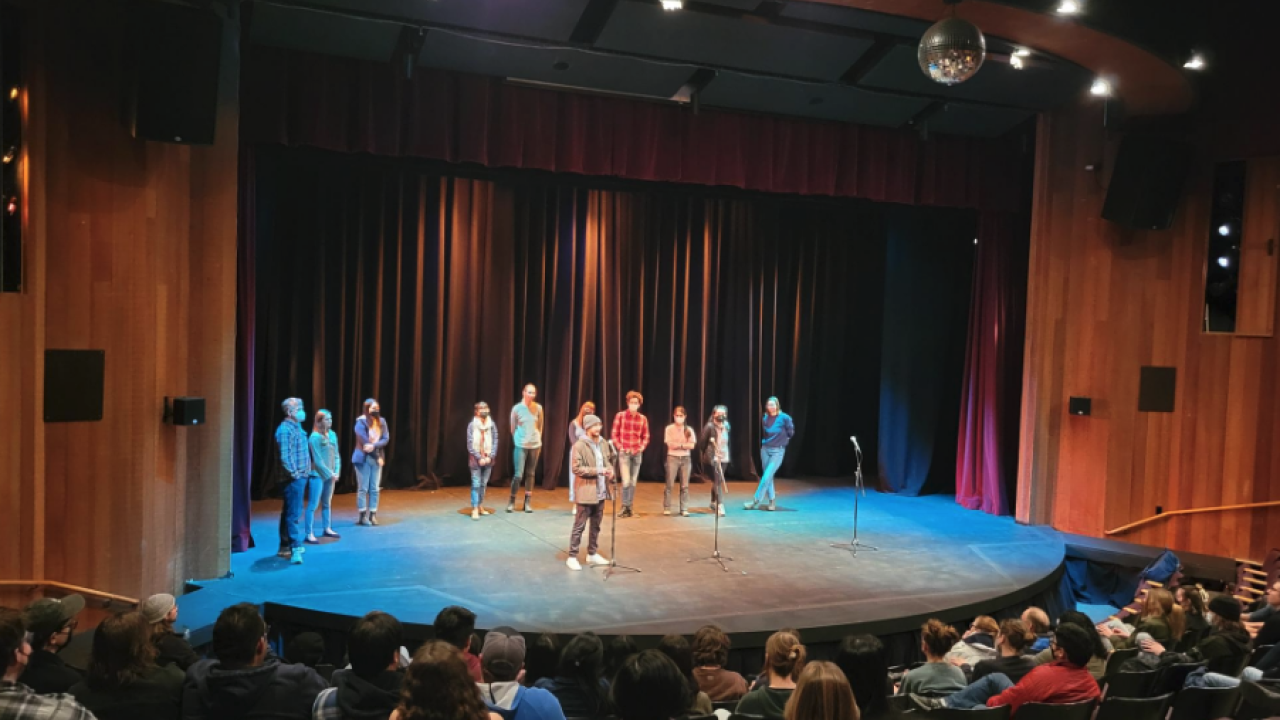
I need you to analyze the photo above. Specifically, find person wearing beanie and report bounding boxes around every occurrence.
[1139,595,1252,676]
[21,595,86,694]
[566,415,616,571]
[477,628,566,720]
[142,593,200,671]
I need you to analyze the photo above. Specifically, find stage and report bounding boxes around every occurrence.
[179,478,1063,647]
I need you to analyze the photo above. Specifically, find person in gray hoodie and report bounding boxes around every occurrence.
[477,628,566,720]
[312,611,404,720]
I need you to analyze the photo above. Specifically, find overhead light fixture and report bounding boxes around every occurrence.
[1010,55,1024,70]
[1184,53,1206,70]
[1056,0,1081,15]
[661,0,682,10]
[917,3,987,87]
[1218,256,1230,268]
[1013,47,1032,57]
[1218,223,1231,237]
[1089,78,1112,97]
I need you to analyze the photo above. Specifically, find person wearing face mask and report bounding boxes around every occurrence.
[305,409,342,543]
[611,391,650,518]
[0,606,94,719]
[353,398,390,527]
[276,397,312,564]
[567,402,596,507]
[745,397,794,512]
[467,402,500,520]
[663,407,698,517]
[566,414,616,570]
[695,406,731,517]
[18,596,86,696]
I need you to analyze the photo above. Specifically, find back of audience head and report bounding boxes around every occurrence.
[785,661,859,720]
[350,611,403,679]
[657,634,698,704]
[560,633,607,713]
[1144,587,1186,638]
[87,611,157,689]
[611,649,688,720]
[1176,585,1206,617]
[0,608,29,680]
[1056,610,1108,660]
[1208,595,1244,632]
[481,627,526,683]
[1051,623,1093,667]
[996,618,1035,654]
[692,625,731,668]
[287,631,326,668]
[969,616,999,638]
[605,634,639,679]
[398,640,491,720]
[834,635,886,719]
[1020,607,1050,635]
[919,620,959,660]
[762,630,806,681]
[213,602,267,669]
[434,606,478,652]
[524,632,560,687]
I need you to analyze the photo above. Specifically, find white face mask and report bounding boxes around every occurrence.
[1205,612,1216,624]
[628,402,640,412]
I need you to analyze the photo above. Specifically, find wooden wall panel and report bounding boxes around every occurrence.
[1018,103,1280,560]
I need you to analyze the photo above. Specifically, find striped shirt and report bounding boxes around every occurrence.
[276,420,311,481]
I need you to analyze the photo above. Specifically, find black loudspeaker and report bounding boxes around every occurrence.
[129,2,223,145]
[165,396,206,426]
[1101,135,1192,231]
[44,350,105,422]
[1068,397,1092,416]
[1138,366,1177,413]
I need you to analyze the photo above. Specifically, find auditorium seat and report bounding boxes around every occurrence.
[1150,661,1205,696]
[924,705,1012,719]
[1102,648,1139,678]
[1011,699,1095,720]
[1166,686,1240,720]
[1093,693,1172,720]
[1101,669,1157,698]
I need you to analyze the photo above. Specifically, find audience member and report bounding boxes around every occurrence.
[391,640,495,720]
[736,631,805,720]
[69,611,183,720]
[142,594,200,671]
[970,619,1037,685]
[691,625,747,702]
[21,595,86,694]
[288,633,327,670]
[783,661,858,720]
[313,611,404,720]
[434,607,482,683]
[897,620,965,697]
[1246,582,1280,643]
[534,633,609,719]
[603,636,638,683]
[523,634,559,689]
[1030,612,1110,680]
[610,650,688,720]
[1175,585,1210,652]
[945,616,998,667]
[183,602,327,720]
[1021,608,1052,652]
[655,634,713,716]
[476,627,566,720]
[1101,588,1184,648]
[0,607,95,720]
[1139,595,1251,676]
[833,635,889,720]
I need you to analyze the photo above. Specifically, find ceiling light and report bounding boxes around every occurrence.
[1184,53,1206,70]
[1218,223,1231,237]
[1010,55,1024,70]
[1013,47,1032,57]
[1218,256,1230,268]
[661,0,682,10]
[1056,0,1081,15]
[1089,78,1112,97]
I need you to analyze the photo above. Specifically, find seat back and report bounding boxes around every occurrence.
[1151,661,1205,695]
[1010,699,1096,720]
[1167,685,1242,720]
[1094,693,1173,720]
[928,705,1012,720]
[1102,669,1157,699]
[1249,644,1276,669]
[1103,647,1139,677]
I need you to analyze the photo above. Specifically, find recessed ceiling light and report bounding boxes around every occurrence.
[1056,0,1081,15]
[1184,53,1206,70]
[1089,78,1112,97]
[1218,256,1230,268]
[661,0,682,10]
[1218,223,1231,237]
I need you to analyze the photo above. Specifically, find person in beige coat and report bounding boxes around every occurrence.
[566,414,616,571]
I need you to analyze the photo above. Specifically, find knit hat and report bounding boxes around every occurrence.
[1209,595,1242,623]
[583,414,602,431]
[142,594,176,624]
[24,595,86,636]
[481,626,526,681]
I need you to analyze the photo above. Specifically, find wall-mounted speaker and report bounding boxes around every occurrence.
[1138,366,1177,413]
[1102,135,1192,231]
[44,350,105,422]
[129,2,223,144]
[1068,397,1092,416]
[165,396,206,426]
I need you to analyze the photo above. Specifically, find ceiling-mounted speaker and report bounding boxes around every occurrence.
[1102,135,1192,231]
[128,2,223,144]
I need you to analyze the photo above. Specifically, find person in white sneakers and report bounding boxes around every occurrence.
[566,415,615,571]
[467,402,500,520]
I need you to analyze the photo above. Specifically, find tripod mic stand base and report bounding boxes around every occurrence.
[830,540,879,557]
[688,551,736,573]
[593,561,641,580]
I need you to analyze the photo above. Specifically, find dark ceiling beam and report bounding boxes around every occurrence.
[904,100,945,129]
[754,1,786,20]
[569,0,619,46]
[838,37,896,85]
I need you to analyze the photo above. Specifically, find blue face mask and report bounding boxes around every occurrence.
[295,410,306,422]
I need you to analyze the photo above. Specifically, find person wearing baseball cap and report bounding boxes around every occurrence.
[21,594,86,694]
[142,593,199,671]
[476,627,565,720]
[0,606,95,719]
[566,414,615,571]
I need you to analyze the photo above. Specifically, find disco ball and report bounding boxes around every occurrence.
[918,17,987,85]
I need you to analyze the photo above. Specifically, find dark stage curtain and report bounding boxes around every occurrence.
[877,206,976,496]
[232,147,257,552]
[245,149,887,501]
[954,212,1029,515]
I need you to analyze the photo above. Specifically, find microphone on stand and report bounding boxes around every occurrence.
[849,435,861,453]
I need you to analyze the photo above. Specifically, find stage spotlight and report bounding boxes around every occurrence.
[1184,53,1206,70]
[661,0,682,9]
[1218,223,1231,237]
[973,238,979,245]
[1089,78,1111,97]
[2,147,14,165]
[5,196,16,216]
[7,86,17,101]
[1056,0,1081,15]
[1218,256,1230,268]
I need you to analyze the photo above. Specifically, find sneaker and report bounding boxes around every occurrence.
[587,553,610,566]
[506,502,515,513]
[481,508,492,516]
[471,508,480,520]
[298,546,306,554]
[290,548,304,565]
[663,509,671,516]
[369,512,379,526]
[357,511,369,526]
[276,548,290,559]
[620,507,633,518]
[764,502,776,512]
[718,505,726,517]
[566,557,582,571]
[305,534,319,544]
[681,510,689,517]
[743,501,757,510]
[909,694,946,712]
[322,529,341,538]
[523,499,534,513]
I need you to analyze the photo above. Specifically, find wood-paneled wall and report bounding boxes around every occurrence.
[0,0,237,605]
[1018,102,1280,560]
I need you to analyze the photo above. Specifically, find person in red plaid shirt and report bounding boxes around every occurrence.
[611,390,650,517]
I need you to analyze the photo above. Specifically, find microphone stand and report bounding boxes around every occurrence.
[831,437,878,556]
[689,459,736,573]
[595,442,641,580]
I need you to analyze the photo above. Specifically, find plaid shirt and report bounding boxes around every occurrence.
[611,411,650,455]
[0,682,95,720]
[276,420,311,480]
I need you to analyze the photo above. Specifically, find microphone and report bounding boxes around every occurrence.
[850,435,861,452]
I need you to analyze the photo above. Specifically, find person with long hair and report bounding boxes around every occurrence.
[692,624,747,702]
[610,650,688,720]
[784,661,859,720]
[1140,595,1252,676]
[523,633,560,689]
[1176,585,1210,651]
[898,620,965,697]
[736,631,806,720]
[945,616,1000,667]
[1100,587,1184,647]
[971,619,1037,684]
[694,406,731,517]
[392,640,495,720]
[1033,611,1111,679]
[604,635,639,683]
[140,594,198,672]
[467,402,500,520]
[662,407,697,517]
[353,398,390,526]
[567,402,596,505]
[509,384,545,514]
[69,611,183,720]
[535,633,610,718]
[745,397,794,511]
[833,635,888,720]
[656,634,713,716]
[611,391,650,518]
[306,409,342,542]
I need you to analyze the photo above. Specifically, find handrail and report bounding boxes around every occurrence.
[1105,500,1280,536]
[0,580,140,606]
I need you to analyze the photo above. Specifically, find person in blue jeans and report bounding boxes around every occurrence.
[467,401,500,520]
[745,397,794,511]
[274,397,310,565]
[352,398,390,526]
[305,409,341,543]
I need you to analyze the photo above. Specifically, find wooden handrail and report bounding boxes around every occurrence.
[0,580,139,606]
[1105,500,1280,536]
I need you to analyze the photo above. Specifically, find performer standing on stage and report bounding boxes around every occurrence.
[663,407,697,517]
[353,398,389,526]
[509,383,544,513]
[467,402,499,520]
[305,409,341,543]
[566,414,615,570]
[696,405,730,517]
[611,391,650,518]
[275,397,310,564]
[567,401,596,504]
[745,396,794,511]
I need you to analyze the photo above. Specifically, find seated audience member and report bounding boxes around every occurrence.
[183,602,327,720]
[21,595,87,694]
[691,625,748,702]
[69,611,183,720]
[1029,612,1110,680]
[1100,588,1184,649]
[1245,583,1280,646]
[970,620,1037,685]
[610,650,689,720]
[655,634,713,716]
[1021,608,1052,653]
[911,623,1101,714]
[736,631,806,720]
[288,633,327,671]
[1139,595,1252,677]
[1175,586,1210,652]
[534,633,609,719]
[604,635,638,683]
[0,607,95,720]
[142,594,200,671]
[897,621,965,697]
[783,661,859,720]
[313,611,404,720]
[833,635,889,720]
[945,616,999,668]
[476,627,566,720]
[523,634,559,689]
[391,640,497,720]
[1247,581,1280,625]
[434,607,483,683]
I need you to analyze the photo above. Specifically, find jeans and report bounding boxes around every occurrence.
[1202,668,1263,688]
[570,502,605,556]
[278,476,306,550]
[944,673,1014,709]
[304,475,335,536]
[471,464,493,507]
[664,455,691,512]
[753,447,786,504]
[709,459,728,507]
[619,452,642,508]
[355,457,382,512]
[512,447,541,497]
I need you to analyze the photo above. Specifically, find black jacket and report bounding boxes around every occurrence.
[1188,627,1252,676]
[320,669,402,720]
[156,631,201,672]
[695,422,726,469]
[70,663,184,720]
[21,648,84,694]
[182,657,328,720]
